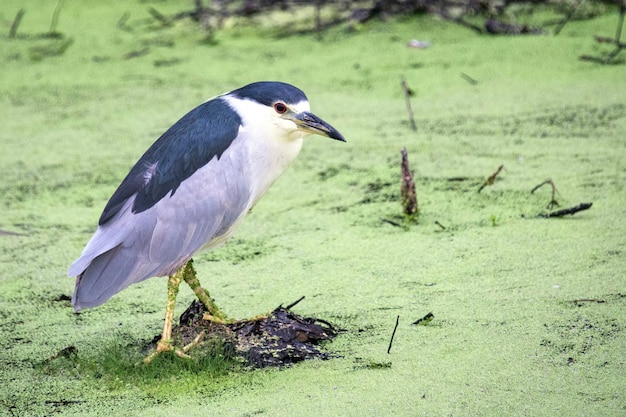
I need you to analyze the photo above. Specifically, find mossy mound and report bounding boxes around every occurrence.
[146,300,337,368]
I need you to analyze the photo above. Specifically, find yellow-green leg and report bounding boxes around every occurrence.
[144,268,192,364]
[144,259,229,363]
[180,259,229,323]
[181,260,267,324]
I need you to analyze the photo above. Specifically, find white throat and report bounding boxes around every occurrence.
[222,95,305,206]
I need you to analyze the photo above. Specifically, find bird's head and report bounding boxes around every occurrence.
[226,81,346,143]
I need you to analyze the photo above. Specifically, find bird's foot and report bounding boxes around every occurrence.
[143,339,189,364]
[143,331,207,364]
[201,312,268,325]
[238,313,268,323]
[201,313,231,324]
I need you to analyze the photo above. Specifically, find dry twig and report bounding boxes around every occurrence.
[381,218,403,228]
[284,296,305,310]
[478,165,504,193]
[531,179,560,209]
[9,8,25,38]
[411,312,434,326]
[460,72,478,85]
[387,315,400,354]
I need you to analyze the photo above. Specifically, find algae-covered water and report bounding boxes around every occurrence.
[1,1,625,416]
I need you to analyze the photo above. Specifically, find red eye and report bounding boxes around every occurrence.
[273,102,287,114]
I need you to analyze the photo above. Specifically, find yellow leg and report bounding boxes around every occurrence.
[144,259,241,363]
[144,268,190,364]
[181,260,268,324]
[180,259,229,322]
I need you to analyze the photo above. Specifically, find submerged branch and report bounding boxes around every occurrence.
[540,202,593,218]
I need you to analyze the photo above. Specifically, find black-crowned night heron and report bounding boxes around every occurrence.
[69,81,345,362]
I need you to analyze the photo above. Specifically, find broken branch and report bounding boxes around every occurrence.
[401,147,418,217]
[411,312,434,326]
[540,202,593,218]
[478,164,504,193]
[531,178,559,209]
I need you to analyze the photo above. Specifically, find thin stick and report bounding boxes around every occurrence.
[572,298,605,304]
[478,165,504,193]
[609,5,626,59]
[285,296,305,310]
[381,218,403,227]
[50,0,65,34]
[400,78,417,132]
[148,7,172,26]
[616,2,625,42]
[387,315,400,354]
[314,0,322,40]
[460,72,478,85]
[593,35,624,45]
[9,8,25,39]
[531,179,559,209]
[0,229,24,236]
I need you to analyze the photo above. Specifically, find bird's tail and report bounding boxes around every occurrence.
[70,245,162,311]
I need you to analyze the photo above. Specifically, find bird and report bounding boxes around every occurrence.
[68,81,345,362]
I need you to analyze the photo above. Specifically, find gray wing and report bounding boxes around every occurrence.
[69,142,252,311]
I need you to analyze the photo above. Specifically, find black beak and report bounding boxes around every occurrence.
[294,111,346,142]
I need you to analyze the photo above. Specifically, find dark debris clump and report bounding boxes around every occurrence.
[167,299,337,368]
